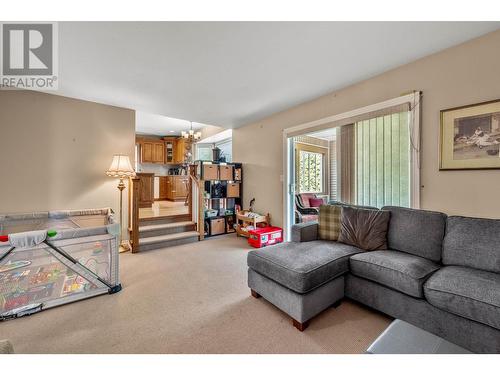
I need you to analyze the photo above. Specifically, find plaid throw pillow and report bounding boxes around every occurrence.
[318,204,342,241]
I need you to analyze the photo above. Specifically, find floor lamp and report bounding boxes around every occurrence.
[106,154,135,253]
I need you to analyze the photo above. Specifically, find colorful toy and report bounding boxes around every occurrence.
[248,226,283,248]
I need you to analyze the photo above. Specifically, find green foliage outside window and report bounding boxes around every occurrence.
[298,150,323,193]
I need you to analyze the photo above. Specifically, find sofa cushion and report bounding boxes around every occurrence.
[424,266,500,330]
[338,206,390,251]
[382,206,447,262]
[318,204,342,241]
[443,216,500,273]
[350,250,440,298]
[247,241,362,293]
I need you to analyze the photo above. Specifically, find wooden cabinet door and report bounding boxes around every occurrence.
[159,176,168,200]
[174,177,188,199]
[165,140,174,163]
[138,174,154,207]
[141,142,154,163]
[166,176,174,200]
[174,139,186,163]
[153,142,165,164]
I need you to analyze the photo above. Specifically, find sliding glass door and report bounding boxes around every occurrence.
[283,92,421,239]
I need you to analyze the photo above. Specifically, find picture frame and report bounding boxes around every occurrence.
[440,99,500,170]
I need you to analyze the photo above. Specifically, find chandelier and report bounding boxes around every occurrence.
[181,121,202,142]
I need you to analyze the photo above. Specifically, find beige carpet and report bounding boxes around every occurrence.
[1,235,391,353]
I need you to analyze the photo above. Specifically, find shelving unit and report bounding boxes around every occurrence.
[235,210,270,238]
[194,161,242,238]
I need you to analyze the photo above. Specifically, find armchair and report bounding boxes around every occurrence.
[295,193,323,223]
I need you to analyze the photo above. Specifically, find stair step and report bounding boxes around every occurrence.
[139,214,191,225]
[138,231,199,251]
[138,221,196,238]
[139,221,195,232]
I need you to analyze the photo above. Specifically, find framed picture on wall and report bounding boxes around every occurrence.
[440,99,500,170]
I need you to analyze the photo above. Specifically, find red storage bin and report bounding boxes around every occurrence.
[248,226,283,248]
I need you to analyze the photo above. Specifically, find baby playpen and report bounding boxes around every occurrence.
[0,208,121,320]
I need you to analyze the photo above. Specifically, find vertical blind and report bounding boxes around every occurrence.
[329,140,337,201]
[355,111,410,208]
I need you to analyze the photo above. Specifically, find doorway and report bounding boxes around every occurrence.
[282,92,421,239]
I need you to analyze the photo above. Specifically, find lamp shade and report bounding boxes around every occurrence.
[106,154,135,178]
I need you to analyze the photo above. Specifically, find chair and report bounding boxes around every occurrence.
[295,193,322,223]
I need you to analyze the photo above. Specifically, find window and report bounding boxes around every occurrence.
[298,151,323,193]
[196,144,213,161]
[355,111,410,207]
[216,139,232,162]
[295,141,328,194]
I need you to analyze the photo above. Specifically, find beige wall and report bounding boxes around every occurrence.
[0,90,135,237]
[199,124,227,140]
[234,30,500,227]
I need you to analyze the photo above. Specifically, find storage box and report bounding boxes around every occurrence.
[209,218,226,235]
[226,182,240,198]
[203,164,218,180]
[219,165,233,180]
[205,209,218,218]
[248,226,283,248]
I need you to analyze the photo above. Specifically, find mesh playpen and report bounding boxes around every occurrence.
[0,208,121,320]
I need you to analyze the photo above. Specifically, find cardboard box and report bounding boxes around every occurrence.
[226,182,240,198]
[209,218,226,235]
[219,165,233,180]
[203,164,218,180]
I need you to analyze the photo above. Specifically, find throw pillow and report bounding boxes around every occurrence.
[338,206,390,250]
[318,204,342,241]
[309,197,324,207]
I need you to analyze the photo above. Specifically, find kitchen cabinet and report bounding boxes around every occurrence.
[159,176,169,200]
[153,143,165,164]
[164,138,175,163]
[138,138,165,164]
[137,173,154,208]
[174,138,189,164]
[159,175,189,201]
[174,176,189,199]
[141,142,154,163]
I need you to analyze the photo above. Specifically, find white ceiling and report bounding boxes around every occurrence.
[136,111,205,136]
[56,22,499,128]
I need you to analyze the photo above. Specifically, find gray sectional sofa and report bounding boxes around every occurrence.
[247,205,500,353]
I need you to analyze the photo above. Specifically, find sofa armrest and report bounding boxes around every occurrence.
[291,221,319,242]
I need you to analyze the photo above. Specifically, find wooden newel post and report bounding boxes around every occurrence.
[131,177,141,253]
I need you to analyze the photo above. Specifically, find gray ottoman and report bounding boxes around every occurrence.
[247,240,361,331]
[0,340,14,354]
[366,319,472,354]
